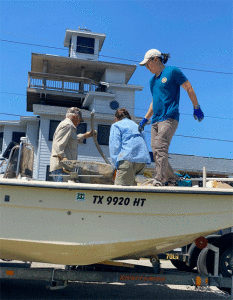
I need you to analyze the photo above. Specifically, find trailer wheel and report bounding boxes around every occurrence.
[170,259,194,272]
[219,248,233,277]
[174,235,221,272]
[196,233,233,277]
[206,233,233,277]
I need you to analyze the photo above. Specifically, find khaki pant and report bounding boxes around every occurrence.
[151,119,179,183]
[114,160,146,186]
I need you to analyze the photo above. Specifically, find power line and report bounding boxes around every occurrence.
[1,39,233,75]
[0,113,24,117]
[1,92,26,97]
[100,54,233,75]
[1,92,233,121]
[1,30,233,70]
[174,134,233,143]
[0,31,63,44]
[169,113,233,121]
[142,130,233,143]
[175,67,233,75]
[1,91,232,121]
[0,112,232,143]
[0,39,66,51]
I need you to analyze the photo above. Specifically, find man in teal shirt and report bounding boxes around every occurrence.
[139,49,204,186]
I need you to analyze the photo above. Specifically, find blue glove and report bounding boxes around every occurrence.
[193,106,204,122]
[138,118,148,132]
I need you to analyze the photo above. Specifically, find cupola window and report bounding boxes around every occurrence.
[76,36,95,54]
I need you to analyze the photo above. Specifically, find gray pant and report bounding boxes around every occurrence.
[114,160,146,186]
[151,119,179,183]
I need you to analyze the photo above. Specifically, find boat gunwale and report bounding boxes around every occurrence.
[0,179,232,195]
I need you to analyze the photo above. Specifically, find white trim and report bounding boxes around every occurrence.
[100,81,143,91]
[82,92,116,108]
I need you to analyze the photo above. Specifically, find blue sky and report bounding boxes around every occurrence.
[0,0,232,159]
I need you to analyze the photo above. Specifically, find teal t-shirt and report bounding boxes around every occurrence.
[150,66,188,123]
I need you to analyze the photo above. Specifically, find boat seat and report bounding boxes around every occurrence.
[4,141,34,179]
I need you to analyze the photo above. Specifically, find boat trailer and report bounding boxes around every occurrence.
[1,243,232,298]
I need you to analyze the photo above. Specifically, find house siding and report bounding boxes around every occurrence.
[36,117,112,181]
[37,118,51,180]
[109,88,135,117]
[102,69,126,84]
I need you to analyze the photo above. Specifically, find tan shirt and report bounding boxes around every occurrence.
[50,118,85,172]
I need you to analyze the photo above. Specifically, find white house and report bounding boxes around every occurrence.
[0,28,143,181]
[0,28,232,182]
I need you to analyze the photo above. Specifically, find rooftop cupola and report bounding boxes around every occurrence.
[64,28,106,61]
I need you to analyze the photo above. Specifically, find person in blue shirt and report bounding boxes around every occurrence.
[139,49,204,186]
[109,108,151,186]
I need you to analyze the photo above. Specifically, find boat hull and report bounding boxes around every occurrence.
[0,179,232,265]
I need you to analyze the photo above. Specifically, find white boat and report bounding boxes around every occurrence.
[0,140,232,266]
[1,179,233,265]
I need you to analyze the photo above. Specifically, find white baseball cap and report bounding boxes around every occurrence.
[139,49,162,66]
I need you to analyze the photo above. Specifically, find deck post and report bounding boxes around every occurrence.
[27,74,31,88]
[42,60,48,89]
[203,166,206,187]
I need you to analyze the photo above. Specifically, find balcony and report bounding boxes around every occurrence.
[27,72,105,111]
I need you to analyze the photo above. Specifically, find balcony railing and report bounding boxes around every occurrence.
[28,72,105,94]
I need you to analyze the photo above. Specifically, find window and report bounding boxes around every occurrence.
[77,123,87,144]
[149,152,155,162]
[0,132,3,152]
[97,125,111,146]
[49,120,60,141]
[12,132,26,144]
[49,121,87,143]
[76,36,95,54]
[46,165,53,181]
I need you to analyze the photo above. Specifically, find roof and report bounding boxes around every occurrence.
[0,116,39,126]
[169,153,233,176]
[30,53,137,83]
[78,152,233,176]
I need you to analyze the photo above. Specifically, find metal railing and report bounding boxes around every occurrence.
[28,72,104,94]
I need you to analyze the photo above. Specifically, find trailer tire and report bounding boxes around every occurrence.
[170,259,194,272]
[170,235,221,272]
[186,243,201,269]
[206,233,233,277]
[197,247,209,275]
[185,235,221,271]
[218,247,233,277]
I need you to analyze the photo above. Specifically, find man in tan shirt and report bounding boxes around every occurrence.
[50,107,94,182]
